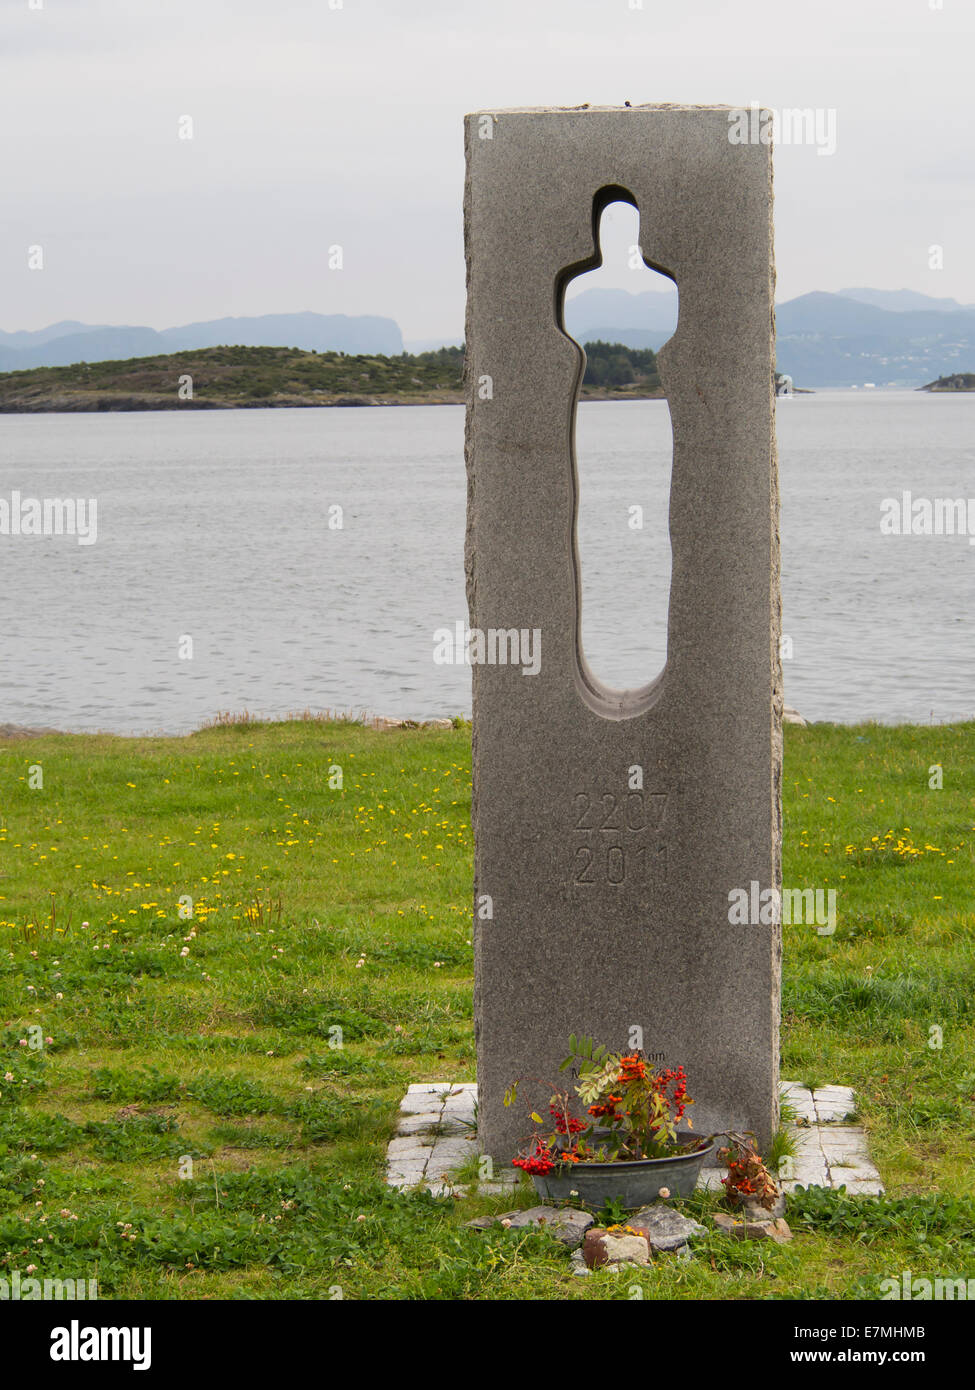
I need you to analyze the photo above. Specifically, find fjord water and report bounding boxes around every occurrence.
[1,391,973,733]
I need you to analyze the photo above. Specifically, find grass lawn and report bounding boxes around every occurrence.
[0,717,972,1300]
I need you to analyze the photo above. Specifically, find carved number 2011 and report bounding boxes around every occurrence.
[574,846,626,884]
[573,843,661,885]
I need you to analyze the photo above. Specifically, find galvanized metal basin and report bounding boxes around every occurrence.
[530,1133,714,1209]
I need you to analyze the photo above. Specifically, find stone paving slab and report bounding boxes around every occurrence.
[385,1080,883,1197]
[387,1082,485,1194]
[813,1088,859,1123]
[699,1081,881,1195]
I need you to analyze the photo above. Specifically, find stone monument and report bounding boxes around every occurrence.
[464,105,782,1160]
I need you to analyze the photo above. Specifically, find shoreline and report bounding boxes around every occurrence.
[0,713,468,741]
[0,385,667,413]
[7,707,975,740]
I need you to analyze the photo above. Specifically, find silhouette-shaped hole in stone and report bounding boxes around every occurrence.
[558,190,677,716]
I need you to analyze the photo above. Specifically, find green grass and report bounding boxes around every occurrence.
[0,717,972,1299]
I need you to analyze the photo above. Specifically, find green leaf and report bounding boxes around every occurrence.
[575,1056,620,1106]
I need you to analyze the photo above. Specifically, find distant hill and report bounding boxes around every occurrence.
[566,325,671,352]
[0,312,403,372]
[0,325,168,370]
[564,286,677,352]
[159,312,402,355]
[774,292,975,387]
[562,287,975,387]
[404,335,465,353]
[0,320,113,350]
[838,288,974,315]
[6,289,975,389]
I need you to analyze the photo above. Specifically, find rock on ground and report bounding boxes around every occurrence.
[628,1202,706,1252]
[712,1212,793,1244]
[466,1205,593,1250]
[728,1191,786,1221]
[583,1228,651,1270]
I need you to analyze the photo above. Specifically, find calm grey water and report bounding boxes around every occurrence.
[1,392,973,733]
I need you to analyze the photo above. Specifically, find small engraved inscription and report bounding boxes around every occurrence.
[570,789,668,886]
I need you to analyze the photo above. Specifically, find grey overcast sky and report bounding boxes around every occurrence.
[2,0,973,340]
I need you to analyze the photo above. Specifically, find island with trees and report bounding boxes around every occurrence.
[920,373,975,392]
[0,341,669,412]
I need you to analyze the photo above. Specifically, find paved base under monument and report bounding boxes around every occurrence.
[385,1082,884,1198]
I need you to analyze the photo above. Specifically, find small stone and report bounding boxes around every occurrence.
[570,1249,592,1277]
[502,1206,593,1249]
[582,1228,606,1267]
[629,1202,706,1252]
[583,1228,651,1269]
[712,1211,792,1243]
[731,1192,786,1221]
[468,1205,593,1250]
